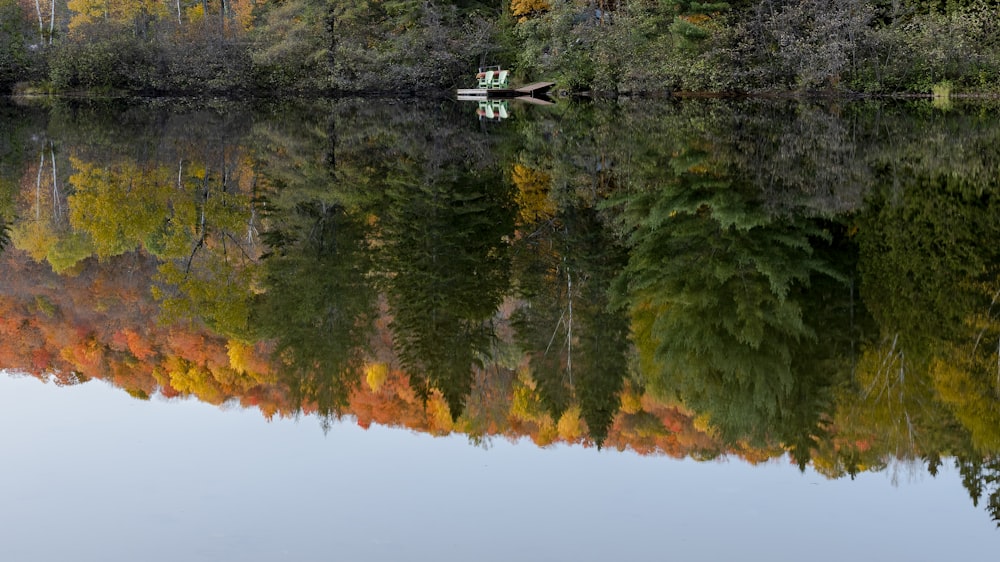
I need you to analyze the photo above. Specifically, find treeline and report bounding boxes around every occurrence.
[0,0,494,95]
[2,0,1000,95]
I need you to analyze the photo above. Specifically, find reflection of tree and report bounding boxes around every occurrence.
[615,140,855,462]
[851,170,1000,460]
[247,103,379,423]
[859,174,1000,345]
[151,158,262,341]
[68,157,168,258]
[512,204,629,446]
[957,455,1000,527]
[15,104,268,339]
[253,202,376,423]
[8,135,78,271]
[0,216,8,253]
[378,167,515,419]
[22,97,1000,518]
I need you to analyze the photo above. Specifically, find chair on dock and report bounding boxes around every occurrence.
[479,70,495,88]
[492,70,509,89]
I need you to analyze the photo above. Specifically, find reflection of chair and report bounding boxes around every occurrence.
[479,70,494,88]
[477,100,509,121]
[492,70,509,89]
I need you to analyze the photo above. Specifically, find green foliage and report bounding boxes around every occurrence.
[378,167,516,418]
[0,0,997,95]
[600,100,858,450]
[254,203,377,420]
[957,456,1000,526]
[850,5,1000,93]
[513,1,597,90]
[0,216,9,254]
[49,27,156,92]
[0,102,42,246]
[250,0,330,92]
[332,0,498,92]
[732,0,874,91]
[0,0,29,90]
[859,173,1000,345]
[150,33,253,94]
[47,231,96,273]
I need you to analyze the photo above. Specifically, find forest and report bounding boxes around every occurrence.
[1,0,999,96]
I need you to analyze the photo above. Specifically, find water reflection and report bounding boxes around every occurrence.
[4,97,1000,524]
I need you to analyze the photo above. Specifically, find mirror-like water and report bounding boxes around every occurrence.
[2,97,1000,557]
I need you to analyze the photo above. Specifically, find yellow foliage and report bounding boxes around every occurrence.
[692,412,715,435]
[512,163,555,224]
[230,0,256,30]
[167,361,226,404]
[188,162,207,180]
[427,393,454,433]
[619,387,643,415]
[365,362,389,392]
[67,0,168,30]
[931,356,1000,452]
[67,157,173,259]
[66,0,105,29]
[511,0,551,21]
[533,422,558,446]
[227,340,254,375]
[186,4,205,23]
[511,372,548,422]
[557,405,583,441]
[10,221,57,262]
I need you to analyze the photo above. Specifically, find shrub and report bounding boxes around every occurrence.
[49,27,155,92]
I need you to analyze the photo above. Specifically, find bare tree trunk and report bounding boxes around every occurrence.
[49,0,55,44]
[176,0,182,25]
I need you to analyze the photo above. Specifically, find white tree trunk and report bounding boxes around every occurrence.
[49,0,55,44]
[33,0,44,44]
[50,143,59,217]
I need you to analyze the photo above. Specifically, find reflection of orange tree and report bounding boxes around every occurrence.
[2,248,729,456]
[0,250,281,411]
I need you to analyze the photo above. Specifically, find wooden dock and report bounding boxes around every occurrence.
[457,82,556,100]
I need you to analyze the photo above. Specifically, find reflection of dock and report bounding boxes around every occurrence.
[457,82,556,103]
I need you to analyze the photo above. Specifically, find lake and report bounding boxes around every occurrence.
[1,96,998,559]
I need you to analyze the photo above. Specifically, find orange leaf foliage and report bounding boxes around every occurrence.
[511,0,551,21]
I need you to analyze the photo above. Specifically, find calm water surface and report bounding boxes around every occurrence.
[0,373,992,561]
[1,97,999,559]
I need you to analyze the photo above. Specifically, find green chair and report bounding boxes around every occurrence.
[479,70,494,89]
[493,70,509,89]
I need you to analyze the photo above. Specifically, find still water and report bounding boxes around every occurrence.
[1,96,999,559]
[0,372,992,561]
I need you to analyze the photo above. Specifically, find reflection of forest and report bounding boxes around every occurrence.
[5,98,1000,522]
